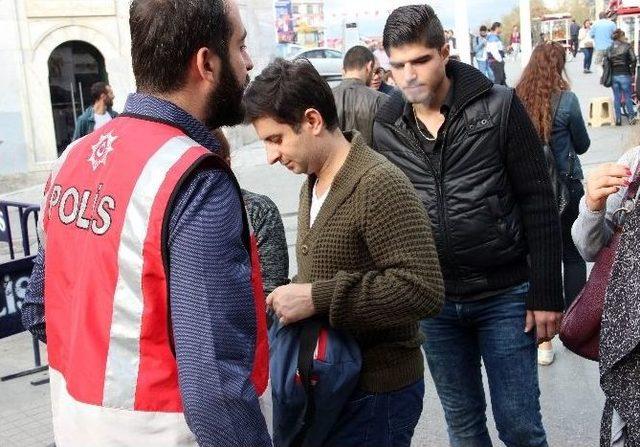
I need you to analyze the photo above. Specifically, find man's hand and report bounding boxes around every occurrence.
[267,283,315,326]
[525,310,563,343]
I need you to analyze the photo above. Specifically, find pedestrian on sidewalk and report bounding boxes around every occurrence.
[21,1,271,446]
[608,29,638,126]
[374,5,563,446]
[332,45,388,147]
[572,147,640,447]
[243,57,444,447]
[570,19,581,57]
[590,12,617,75]
[579,20,595,73]
[474,25,495,82]
[509,25,521,61]
[371,59,395,95]
[446,29,459,60]
[71,82,118,141]
[487,22,507,85]
[516,41,590,365]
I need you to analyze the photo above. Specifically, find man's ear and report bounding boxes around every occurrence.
[440,43,450,61]
[303,108,324,136]
[194,47,222,86]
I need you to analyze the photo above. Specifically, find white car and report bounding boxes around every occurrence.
[290,48,343,78]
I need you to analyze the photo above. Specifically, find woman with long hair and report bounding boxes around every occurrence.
[608,29,637,126]
[516,41,591,365]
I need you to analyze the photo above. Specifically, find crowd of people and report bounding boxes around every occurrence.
[18,1,640,447]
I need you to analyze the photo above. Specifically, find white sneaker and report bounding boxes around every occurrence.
[537,342,555,366]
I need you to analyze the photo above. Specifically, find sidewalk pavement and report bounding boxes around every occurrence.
[0,55,634,446]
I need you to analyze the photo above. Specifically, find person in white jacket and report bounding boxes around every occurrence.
[487,22,506,85]
[578,20,594,74]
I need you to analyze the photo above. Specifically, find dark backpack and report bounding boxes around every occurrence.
[269,316,361,447]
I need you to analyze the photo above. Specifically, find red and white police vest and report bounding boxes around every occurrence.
[40,116,269,446]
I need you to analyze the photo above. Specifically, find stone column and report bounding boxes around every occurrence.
[454,0,471,64]
[520,0,533,67]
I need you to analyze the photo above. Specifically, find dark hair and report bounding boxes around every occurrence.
[491,22,501,31]
[129,0,232,94]
[383,4,445,52]
[243,58,339,131]
[343,45,375,71]
[90,82,108,103]
[479,25,488,32]
[613,28,626,41]
[583,19,590,27]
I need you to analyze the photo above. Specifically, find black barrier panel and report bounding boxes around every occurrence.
[0,204,10,244]
[0,255,36,339]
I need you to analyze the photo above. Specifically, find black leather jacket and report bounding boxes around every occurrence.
[332,78,388,147]
[609,40,637,76]
[373,60,563,309]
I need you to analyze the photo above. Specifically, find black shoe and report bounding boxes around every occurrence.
[585,69,592,73]
[616,118,622,126]
[629,116,638,125]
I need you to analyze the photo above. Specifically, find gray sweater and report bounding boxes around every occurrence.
[572,147,640,261]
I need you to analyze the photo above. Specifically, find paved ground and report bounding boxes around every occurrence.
[0,55,634,446]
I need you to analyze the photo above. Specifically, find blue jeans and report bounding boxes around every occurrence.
[582,47,593,70]
[324,380,424,447]
[476,60,495,82]
[421,283,548,447]
[612,74,636,120]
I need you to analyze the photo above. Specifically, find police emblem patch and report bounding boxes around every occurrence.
[88,132,118,171]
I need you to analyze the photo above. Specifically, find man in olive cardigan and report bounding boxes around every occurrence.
[243,58,444,446]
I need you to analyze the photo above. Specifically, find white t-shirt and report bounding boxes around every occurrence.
[310,181,330,227]
[94,112,112,130]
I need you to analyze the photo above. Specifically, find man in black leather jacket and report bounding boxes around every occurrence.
[332,46,388,146]
[373,5,563,446]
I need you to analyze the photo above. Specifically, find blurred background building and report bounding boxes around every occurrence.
[0,0,276,176]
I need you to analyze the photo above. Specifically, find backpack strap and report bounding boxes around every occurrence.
[291,319,322,447]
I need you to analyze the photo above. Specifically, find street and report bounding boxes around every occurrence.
[0,55,634,446]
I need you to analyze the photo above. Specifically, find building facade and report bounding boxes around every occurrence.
[0,0,276,176]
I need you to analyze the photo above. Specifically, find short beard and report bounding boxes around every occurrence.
[205,56,250,129]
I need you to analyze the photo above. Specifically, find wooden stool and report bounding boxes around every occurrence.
[588,97,615,127]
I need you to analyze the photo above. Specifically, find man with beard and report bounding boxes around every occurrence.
[72,82,118,140]
[373,5,562,446]
[21,1,271,446]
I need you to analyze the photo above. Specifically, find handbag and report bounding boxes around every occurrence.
[542,93,570,215]
[560,173,640,361]
[601,52,613,88]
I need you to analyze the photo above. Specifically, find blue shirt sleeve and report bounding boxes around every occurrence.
[22,245,47,343]
[168,168,271,447]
